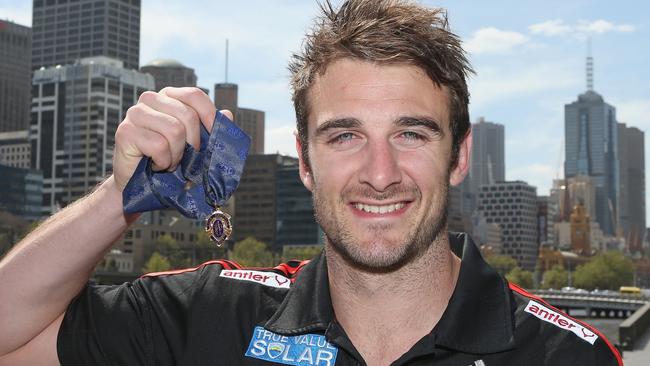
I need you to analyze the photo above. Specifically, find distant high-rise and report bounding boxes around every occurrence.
[233,154,298,251]
[31,0,140,70]
[470,117,505,195]
[0,20,31,132]
[617,123,645,253]
[477,181,539,271]
[214,83,265,154]
[140,59,198,91]
[31,57,153,214]
[276,164,320,249]
[564,55,618,236]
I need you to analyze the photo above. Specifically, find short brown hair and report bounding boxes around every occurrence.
[289,0,473,168]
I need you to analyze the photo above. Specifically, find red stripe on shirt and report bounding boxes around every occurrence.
[509,283,623,366]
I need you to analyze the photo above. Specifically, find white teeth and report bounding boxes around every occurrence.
[353,202,405,214]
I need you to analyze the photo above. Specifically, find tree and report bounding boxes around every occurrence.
[143,252,172,273]
[0,211,32,257]
[231,237,274,267]
[153,234,187,268]
[485,255,518,276]
[542,265,568,289]
[574,251,634,290]
[506,267,534,289]
[192,230,227,265]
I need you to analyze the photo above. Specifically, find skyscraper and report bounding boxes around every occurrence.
[233,154,298,251]
[617,123,645,253]
[564,90,618,236]
[31,0,141,70]
[214,83,265,154]
[30,56,153,214]
[0,20,31,132]
[470,117,505,195]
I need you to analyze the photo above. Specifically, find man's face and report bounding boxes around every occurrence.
[297,58,469,271]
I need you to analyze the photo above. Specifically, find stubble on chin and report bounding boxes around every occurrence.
[312,183,450,274]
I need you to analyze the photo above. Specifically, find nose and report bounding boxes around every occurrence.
[358,139,402,191]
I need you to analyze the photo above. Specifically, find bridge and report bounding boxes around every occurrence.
[531,290,648,318]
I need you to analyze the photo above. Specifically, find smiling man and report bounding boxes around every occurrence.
[0,1,623,365]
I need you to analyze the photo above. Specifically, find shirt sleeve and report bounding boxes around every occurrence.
[57,282,153,366]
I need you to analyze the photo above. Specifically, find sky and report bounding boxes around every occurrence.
[2,0,650,220]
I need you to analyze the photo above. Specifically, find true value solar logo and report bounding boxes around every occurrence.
[245,326,338,366]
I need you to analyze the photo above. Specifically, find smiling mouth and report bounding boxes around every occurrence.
[352,202,407,214]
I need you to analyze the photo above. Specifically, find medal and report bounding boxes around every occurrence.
[205,207,232,247]
[122,111,250,247]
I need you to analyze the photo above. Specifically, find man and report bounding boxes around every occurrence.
[0,1,622,365]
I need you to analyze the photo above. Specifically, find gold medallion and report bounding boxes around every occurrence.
[204,207,232,247]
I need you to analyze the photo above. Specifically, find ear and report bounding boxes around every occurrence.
[295,131,313,191]
[449,129,472,186]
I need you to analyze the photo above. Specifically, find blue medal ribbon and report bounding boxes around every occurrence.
[122,111,251,220]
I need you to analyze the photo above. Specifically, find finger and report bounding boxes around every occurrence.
[221,109,234,122]
[124,102,187,171]
[159,87,217,132]
[138,91,201,151]
[115,121,172,172]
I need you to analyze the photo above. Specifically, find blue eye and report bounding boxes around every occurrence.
[402,131,422,140]
[333,132,355,143]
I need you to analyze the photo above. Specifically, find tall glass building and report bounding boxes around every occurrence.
[564,90,618,236]
[470,117,505,195]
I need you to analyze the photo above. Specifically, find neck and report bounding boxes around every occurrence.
[326,235,461,365]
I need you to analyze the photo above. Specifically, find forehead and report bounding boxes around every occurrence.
[306,58,450,132]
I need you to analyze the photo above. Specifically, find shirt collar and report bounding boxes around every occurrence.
[264,250,334,335]
[264,232,516,354]
[432,232,516,354]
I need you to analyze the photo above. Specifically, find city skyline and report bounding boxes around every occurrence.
[2,0,649,219]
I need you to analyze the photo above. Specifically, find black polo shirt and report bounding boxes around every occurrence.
[58,233,622,365]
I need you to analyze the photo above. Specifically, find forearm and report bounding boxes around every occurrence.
[0,175,138,356]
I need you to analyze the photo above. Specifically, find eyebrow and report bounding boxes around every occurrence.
[396,116,444,136]
[313,116,444,137]
[314,117,361,137]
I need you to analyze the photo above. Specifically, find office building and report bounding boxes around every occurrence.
[617,123,645,253]
[477,181,539,271]
[564,57,619,235]
[470,117,505,195]
[31,56,153,214]
[0,164,43,221]
[140,58,198,91]
[31,0,140,70]
[0,20,31,131]
[276,165,320,250]
[113,210,204,274]
[233,154,309,252]
[0,130,31,169]
[214,83,265,154]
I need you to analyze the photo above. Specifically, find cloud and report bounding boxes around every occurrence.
[469,62,580,110]
[528,19,572,36]
[464,27,529,55]
[529,19,636,38]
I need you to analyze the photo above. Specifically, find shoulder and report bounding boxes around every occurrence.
[135,259,310,299]
[508,283,623,366]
